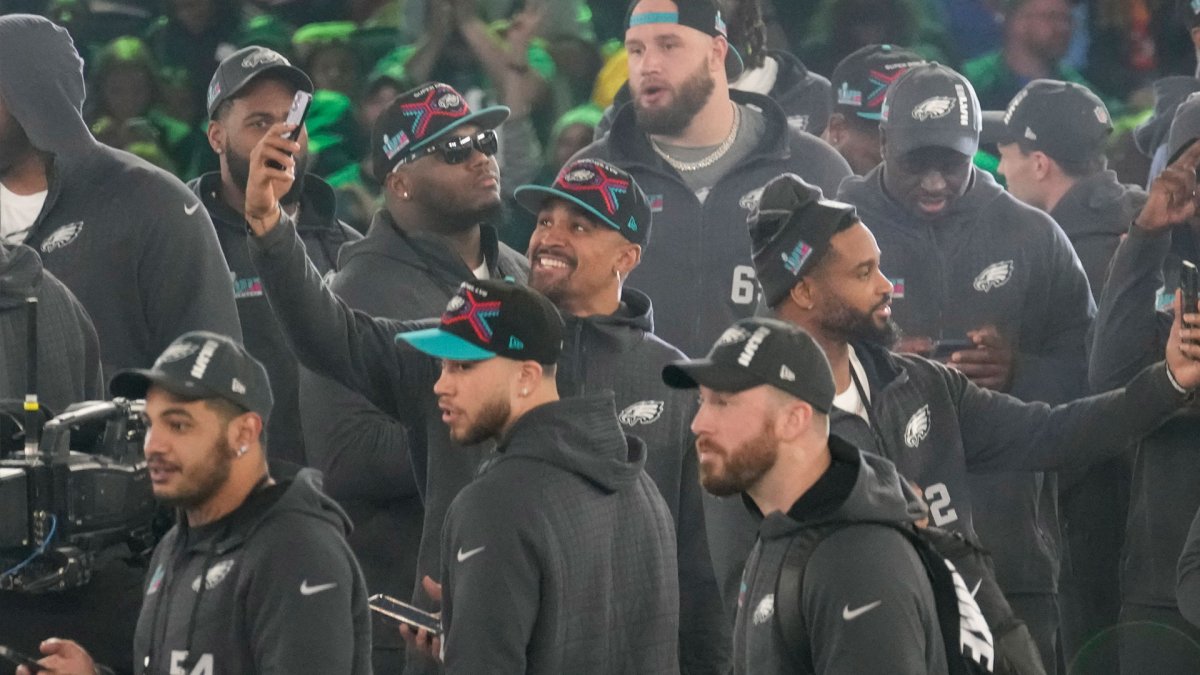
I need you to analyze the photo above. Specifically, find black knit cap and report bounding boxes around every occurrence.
[662,317,836,414]
[748,174,859,308]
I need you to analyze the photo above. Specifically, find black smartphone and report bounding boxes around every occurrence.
[931,338,973,360]
[0,645,46,671]
[1182,260,1199,337]
[368,593,441,636]
[267,90,312,170]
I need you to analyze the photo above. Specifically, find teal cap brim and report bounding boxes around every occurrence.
[396,327,497,361]
[513,185,622,233]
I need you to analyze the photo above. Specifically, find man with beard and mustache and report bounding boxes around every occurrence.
[758,171,1200,673]
[837,63,1097,671]
[18,331,370,675]
[193,46,361,469]
[576,0,850,356]
[292,81,527,674]
[660,317,953,674]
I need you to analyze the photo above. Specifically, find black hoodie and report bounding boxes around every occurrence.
[0,15,242,374]
[731,50,833,137]
[441,394,680,673]
[132,469,372,674]
[189,172,361,466]
[1048,170,1146,298]
[733,440,948,674]
[0,244,101,414]
[839,165,1096,596]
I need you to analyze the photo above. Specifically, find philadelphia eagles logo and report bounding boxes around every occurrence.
[739,187,765,213]
[911,96,955,121]
[40,222,84,253]
[753,593,775,626]
[715,326,751,347]
[619,400,664,426]
[241,50,288,69]
[904,405,930,448]
[191,559,235,592]
[973,260,1014,292]
[155,342,200,366]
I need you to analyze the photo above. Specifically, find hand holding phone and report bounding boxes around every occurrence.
[0,645,46,672]
[266,90,312,170]
[369,593,442,636]
[931,338,973,361]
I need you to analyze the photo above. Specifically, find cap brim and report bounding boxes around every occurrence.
[109,368,224,402]
[513,185,622,232]
[979,110,1014,145]
[396,327,498,361]
[662,359,764,392]
[403,106,511,157]
[887,127,979,158]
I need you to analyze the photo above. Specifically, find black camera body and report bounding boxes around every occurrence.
[0,398,158,593]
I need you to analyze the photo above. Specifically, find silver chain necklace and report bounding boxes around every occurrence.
[650,103,741,172]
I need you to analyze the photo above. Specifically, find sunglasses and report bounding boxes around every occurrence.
[391,129,499,172]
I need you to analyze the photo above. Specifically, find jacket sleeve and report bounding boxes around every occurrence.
[1089,226,1173,392]
[441,489,540,674]
[299,370,420,502]
[248,214,431,425]
[1008,223,1094,404]
[803,527,944,674]
[1177,504,1200,628]
[676,423,733,675]
[137,187,243,350]
[246,519,365,674]
[955,359,1190,473]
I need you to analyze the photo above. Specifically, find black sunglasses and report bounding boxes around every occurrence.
[392,129,499,171]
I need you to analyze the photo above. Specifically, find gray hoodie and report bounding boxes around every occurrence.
[132,469,372,674]
[839,165,1095,596]
[1048,170,1146,298]
[0,244,101,414]
[441,394,680,673]
[733,439,947,674]
[0,15,241,374]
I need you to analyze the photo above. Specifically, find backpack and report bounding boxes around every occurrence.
[775,520,995,674]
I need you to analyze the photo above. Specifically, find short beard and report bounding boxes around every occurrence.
[227,144,308,206]
[453,395,511,446]
[697,421,778,497]
[634,60,715,137]
[156,435,234,510]
[819,298,901,348]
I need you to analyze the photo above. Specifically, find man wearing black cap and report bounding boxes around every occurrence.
[18,331,371,675]
[1090,124,1200,673]
[193,46,361,470]
[661,317,956,674]
[838,63,1097,669]
[987,78,1146,663]
[823,44,927,175]
[577,0,851,356]
[296,79,527,674]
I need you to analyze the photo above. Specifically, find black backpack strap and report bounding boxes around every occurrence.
[774,522,848,672]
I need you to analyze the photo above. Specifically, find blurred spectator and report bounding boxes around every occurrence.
[722,0,833,136]
[822,43,926,174]
[400,0,592,44]
[937,0,1005,63]
[1134,75,1200,183]
[87,36,196,175]
[962,0,1116,114]
[143,0,244,121]
[243,0,345,27]
[799,0,950,79]
[293,21,363,98]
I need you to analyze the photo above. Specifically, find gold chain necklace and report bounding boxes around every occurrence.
[650,103,742,172]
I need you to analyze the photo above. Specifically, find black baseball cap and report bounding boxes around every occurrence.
[207,46,313,119]
[831,44,927,122]
[749,174,858,308]
[981,79,1112,164]
[662,317,836,414]
[513,158,653,246]
[110,331,274,420]
[371,82,509,179]
[881,63,982,158]
[397,280,564,365]
[625,0,744,79]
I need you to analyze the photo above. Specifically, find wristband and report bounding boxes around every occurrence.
[1168,362,1190,394]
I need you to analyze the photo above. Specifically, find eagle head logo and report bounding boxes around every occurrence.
[911,96,956,122]
[973,260,1015,292]
[904,405,931,448]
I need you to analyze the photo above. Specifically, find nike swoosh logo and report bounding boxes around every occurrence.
[970,579,982,598]
[842,600,883,621]
[299,580,337,596]
[457,546,486,563]
[184,202,200,216]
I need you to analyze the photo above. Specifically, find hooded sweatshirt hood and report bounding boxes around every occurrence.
[1135,76,1200,156]
[0,244,43,309]
[0,15,94,159]
[495,393,645,493]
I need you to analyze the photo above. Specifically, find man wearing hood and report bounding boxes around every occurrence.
[837,63,1096,670]
[17,331,371,675]
[243,134,725,669]
[0,15,241,375]
[194,46,361,469]
[661,317,952,673]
